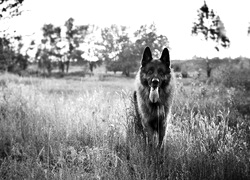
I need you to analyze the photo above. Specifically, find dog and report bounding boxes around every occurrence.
[134,46,175,148]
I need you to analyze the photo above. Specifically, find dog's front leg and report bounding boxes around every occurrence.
[158,124,166,148]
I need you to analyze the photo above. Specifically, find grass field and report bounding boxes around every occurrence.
[0,65,249,179]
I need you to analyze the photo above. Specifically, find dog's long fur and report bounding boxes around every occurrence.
[134,47,175,147]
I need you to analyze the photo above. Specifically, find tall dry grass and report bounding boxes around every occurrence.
[0,73,249,180]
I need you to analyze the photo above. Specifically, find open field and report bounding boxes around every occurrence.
[2,0,250,179]
[0,64,250,179]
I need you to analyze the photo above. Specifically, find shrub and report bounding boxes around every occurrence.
[171,64,182,72]
[181,70,188,78]
[212,64,250,91]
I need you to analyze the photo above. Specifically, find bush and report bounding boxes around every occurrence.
[181,70,188,78]
[106,61,122,74]
[171,64,182,72]
[212,64,250,91]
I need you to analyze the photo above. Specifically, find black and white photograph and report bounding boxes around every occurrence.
[0,0,250,179]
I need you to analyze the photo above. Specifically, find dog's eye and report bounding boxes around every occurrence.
[158,70,164,76]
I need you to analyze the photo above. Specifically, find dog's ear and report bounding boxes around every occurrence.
[141,47,152,67]
[160,48,170,68]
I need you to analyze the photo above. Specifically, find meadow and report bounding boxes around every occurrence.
[0,62,249,180]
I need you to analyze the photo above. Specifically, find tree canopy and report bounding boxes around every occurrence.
[99,23,169,76]
[191,1,230,78]
[192,1,230,51]
[1,1,169,77]
[35,18,90,75]
[0,0,28,73]
[0,0,24,20]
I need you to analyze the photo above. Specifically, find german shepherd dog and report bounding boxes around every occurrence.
[134,47,175,148]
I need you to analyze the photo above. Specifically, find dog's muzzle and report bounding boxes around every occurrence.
[149,78,160,103]
[151,78,159,89]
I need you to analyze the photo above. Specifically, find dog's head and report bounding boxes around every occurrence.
[140,47,171,103]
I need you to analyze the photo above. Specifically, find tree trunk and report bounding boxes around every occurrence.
[89,62,94,76]
[47,62,52,76]
[206,58,212,78]
[125,69,130,77]
[59,61,65,73]
[65,60,70,73]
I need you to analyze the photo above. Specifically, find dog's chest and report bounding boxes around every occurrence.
[147,105,166,131]
[146,104,166,120]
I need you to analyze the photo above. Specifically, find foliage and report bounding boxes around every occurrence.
[181,70,188,78]
[80,25,103,74]
[105,60,122,73]
[36,19,89,75]
[100,25,135,76]
[35,24,62,75]
[192,1,230,51]
[100,24,128,62]
[65,18,88,48]
[0,35,28,73]
[211,62,250,91]
[171,63,181,72]
[191,1,230,78]
[64,18,89,73]
[100,24,169,76]
[36,48,53,75]
[104,41,139,76]
[0,0,24,20]
[134,23,169,58]
[0,0,28,73]
[116,42,138,76]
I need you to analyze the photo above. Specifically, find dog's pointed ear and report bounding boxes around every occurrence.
[141,47,152,67]
[160,48,170,68]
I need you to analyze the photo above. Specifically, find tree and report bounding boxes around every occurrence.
[100,24,169,76]
[192,1,230,78]
[0,0,27,72]
[134,23,169,59]
[0,0,25,20]
[36,47,52,75]
[35,19,89,76]
[80,49,102,75]
[117,42,138,76]
[99,24,123,62]
[102,29,137,76]
[99,25,136,75]
[35,24,62,75]
[77,25,102,75]
[64,17,89,73]
[0,34,28,72]
[0,36,14,71]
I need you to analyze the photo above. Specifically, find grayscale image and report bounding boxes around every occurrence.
[0,0,250,179]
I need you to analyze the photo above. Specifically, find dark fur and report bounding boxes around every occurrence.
[134,47,175,148]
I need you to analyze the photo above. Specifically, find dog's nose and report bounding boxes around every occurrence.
[152,78,159,87]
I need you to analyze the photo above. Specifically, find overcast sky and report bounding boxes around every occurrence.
[1,0,250,60]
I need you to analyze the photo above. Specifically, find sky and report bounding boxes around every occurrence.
[1,0,250,60]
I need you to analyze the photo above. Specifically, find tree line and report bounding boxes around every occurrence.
[36,20,168,76]
[1,0,250,77]
[0,0,28,74]
[1,18,169,77]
